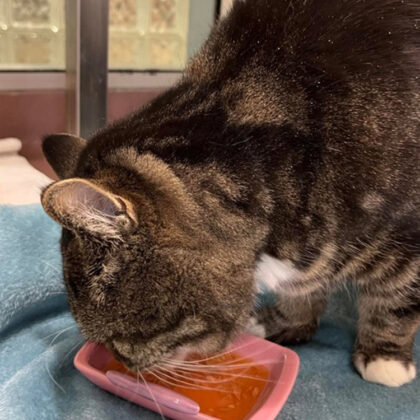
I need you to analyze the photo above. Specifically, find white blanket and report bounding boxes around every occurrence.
[0,138,52,205]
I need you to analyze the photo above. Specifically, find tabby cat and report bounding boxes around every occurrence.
[41,0,419,387]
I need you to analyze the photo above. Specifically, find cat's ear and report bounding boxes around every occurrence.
[42,134,87,179]
[41,178,137,239]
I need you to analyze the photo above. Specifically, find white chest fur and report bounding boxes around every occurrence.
[254,253,300,293]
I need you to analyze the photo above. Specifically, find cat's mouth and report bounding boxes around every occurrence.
[108,318,231,371]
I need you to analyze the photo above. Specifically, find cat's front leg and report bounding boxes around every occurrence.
[354,266,419,387]
[248,253,328,343]
[252,288,328,344]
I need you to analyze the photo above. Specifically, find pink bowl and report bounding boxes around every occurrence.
[74,333,299,420]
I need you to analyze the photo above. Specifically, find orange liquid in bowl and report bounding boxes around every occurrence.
[106,352,269,420]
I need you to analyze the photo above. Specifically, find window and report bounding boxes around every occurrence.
[0,0,65,69]
[109,0,190,70]
[0,0,216,71]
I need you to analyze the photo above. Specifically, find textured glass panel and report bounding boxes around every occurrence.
[109,0,137,27]
[12,31,51,63]
[0,0,7,28]
[108,0,191,70]
[148,34,183,68]
[150,0,176,32]
[109,34,140,66]
[0,31,6,63]
[11,0,51,25]
[0,0,63,69]
[0,0,212,71]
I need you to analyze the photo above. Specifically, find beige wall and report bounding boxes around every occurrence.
[0,89,162,178]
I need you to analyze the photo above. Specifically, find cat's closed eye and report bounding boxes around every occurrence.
[86,264,103,278]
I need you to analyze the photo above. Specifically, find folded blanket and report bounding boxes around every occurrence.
[0,204,418,420]
[0,138,52,205]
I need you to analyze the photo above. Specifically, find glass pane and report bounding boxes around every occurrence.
[0,0,215,71]
[11,0,51,25]
[0,0,64,69]
[108,0,191,70]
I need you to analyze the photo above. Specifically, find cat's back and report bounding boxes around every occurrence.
[189,0,420,88]
[187,0,420,245]
[87,0,419,207]
[188,0,420,142]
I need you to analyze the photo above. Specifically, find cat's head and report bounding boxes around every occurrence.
[41,134,257,370]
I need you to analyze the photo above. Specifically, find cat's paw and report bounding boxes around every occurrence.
[245,316,267,338]
[354,354,416,387]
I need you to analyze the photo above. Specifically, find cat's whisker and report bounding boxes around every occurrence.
[169,343,278,366]
[162,340,256,365]
[145,368,190,389]
[147,368,231,393]
[41,323,75,340]
[156,364,235,385]
[149,367,214,390]
[44,329,83,393]
[164,350,268,368]
[138,370,166,420]
[163,358,279,371]
[38,259,62,275]
[163,359,256,370]
[161,363,278,383]
[58,339,85,368]
[45,362,66,394]
[180,368,277,384]
[159,363,275,384]
[45,325,77,344]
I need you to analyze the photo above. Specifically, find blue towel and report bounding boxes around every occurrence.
[0,204,418,420]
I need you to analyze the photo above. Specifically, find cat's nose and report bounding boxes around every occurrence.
[112,339,133,358]
[109,340,138,369]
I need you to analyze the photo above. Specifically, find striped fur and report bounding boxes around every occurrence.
[41,0,419,386]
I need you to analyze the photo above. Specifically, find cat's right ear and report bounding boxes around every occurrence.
[42,134,87,179]
[41,178,137,240]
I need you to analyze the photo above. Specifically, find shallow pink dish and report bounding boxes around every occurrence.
[74,333,299,420]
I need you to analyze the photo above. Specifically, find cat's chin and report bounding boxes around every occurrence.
[170,345,196,362]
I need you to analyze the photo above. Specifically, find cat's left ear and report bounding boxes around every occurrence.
[42,134,87,179]
[41,178,137,239]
